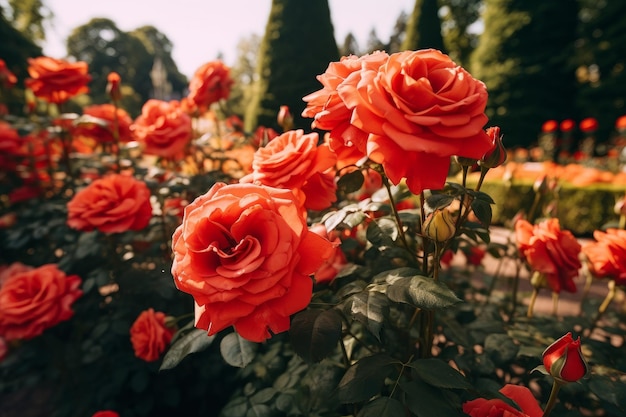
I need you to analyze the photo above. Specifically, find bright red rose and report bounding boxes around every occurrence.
[0,59,17,89]
[92,411,120,417]
[541,120,558,133]
[579,117,598,133]
[130,308,176,362]
[582,229,626,286]
[560,119,576,132]
[67,174,153,233]
[171,182,335,342]
[302,51,389,158]
[463,384,543,417]
[75,104,134,144]
[338,49,492,195]
[543,332,589,383]
[515,218,581,293]
[187,60,234,112]
[0,264,82,341]
[240,129,337,210]
[24,56,91,104]
[131,99,192,159]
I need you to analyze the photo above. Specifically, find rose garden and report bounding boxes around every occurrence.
[1,2,626,417]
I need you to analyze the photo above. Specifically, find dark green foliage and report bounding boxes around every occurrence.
[244,0,339,132]
[439,0,482,67]
[471,0,579,148]
[401,0,446,52]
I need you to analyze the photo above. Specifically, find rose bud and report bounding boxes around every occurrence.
[479,126,507,169]
[106,72,122,102]
[277,105,293,132]
[542,332,589,383]
[422,208,457,242]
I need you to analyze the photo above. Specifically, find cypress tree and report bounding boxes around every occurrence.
[244,0,339,132]
[471,0,579,148]
[401,0,445,52]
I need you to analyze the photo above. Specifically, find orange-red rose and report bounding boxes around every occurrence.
[463,384,543,417]
[240,129,337,211]
[131,99,192,159]
[129,308,176,362]
[171,182,334,342]
[337,49,492,195]
[187,60,234,112]
[67,174,153,233]
[0,264,82,341]
[515,218,581,293]
[24,56,91,104]
[75,104,134,144]
[582,228,626,286]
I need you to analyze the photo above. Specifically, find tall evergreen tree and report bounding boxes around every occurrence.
[340,32,360,57]
[401,0,445,52]
[471,0,579,148]
[244,0,339,132]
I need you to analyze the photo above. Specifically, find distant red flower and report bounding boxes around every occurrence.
[541,120,558,133]
[615,115,626,131]
[106,72,121,102]
[440,249,455,267]
[464,246,486,266]
[0,121,21,171]
[24,56,91,104]
[560,119,576,132]
[75,104,134,144]
[579,117,598,133]
[8,186,42,204]
[252,126,279,148]
[187,60,234,112]
[583,228,626,286]
[0,59,17,89]
[130,308,176,362]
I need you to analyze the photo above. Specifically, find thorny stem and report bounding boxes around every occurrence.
[542,380,563,417]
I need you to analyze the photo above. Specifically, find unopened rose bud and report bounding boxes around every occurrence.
[454,155,478,168]
[422,208,457,242]
[542,332,589,383]
[106,72,122,102]
[479,126,507,168]
[277,105,293,132]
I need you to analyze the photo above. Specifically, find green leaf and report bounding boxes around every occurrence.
[484,333,519,366]
[366,218,398,246]
[160,328,215,371]
[337,354,398,403]
[407,358,473,389]
[357,397,405,417]
[249,387,277,405]
[401,379,461,417]
[347,290,389,341]
[290,309,342,362]
[470,199,493,227]
[386,273,462,310]
[338,169,365,193]
[221,397,248,417]
[220,332,258,368]
[425,193,455,211]
[246,404,271,417]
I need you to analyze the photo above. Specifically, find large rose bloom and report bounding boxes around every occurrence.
[76,104,134,144]
[582,228,626,286]
[24,56,91,104]
[187,60,234,112]
[337,49,492,194]
[131,99,192,159]
[67,174,153,233]
[463,384,543,417]
[515,218,581,293]
[240,129,337,211]
[130,308,176,362]
[171,182,334,342]
[0,264,82,341]
[302,51,389,157]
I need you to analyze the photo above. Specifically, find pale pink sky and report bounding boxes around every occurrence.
[42,0,413,78]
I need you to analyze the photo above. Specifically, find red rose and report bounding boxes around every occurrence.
[541,120,558,133]
[24,56,91,104]
[464,246,486,267]
[560,119,576,132]
[0,264,82,341]
[542,332,589,383]
[579,117,598,133]
[463,384,543,417]
[515,218,581,293]
[76,104,134,144]
[130,308,176,362]
[92,411,119,417]
[582,229,626,286]
[302,52,389,158]
[67,174,153,233]
[338,49,492,195]
[187,60,234,112]
[240,129,337,211]
[131,99,192,159]
[0,59,17,89]
[0,262,33,287]
[171,182,335,342]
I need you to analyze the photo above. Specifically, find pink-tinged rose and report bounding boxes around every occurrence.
[303,52,389,158]
[187,60,234,112]
[67,174,153,234]
[131,99,192,159]
[171,182,335,342]
[583,228,626,286]
[338,49,492,195]
[0,264,82,341]
[24,56,91,104]
[240,129,337,210]
[463,384,543,417]
[543,332,589,383]
[515,218,581,293]
[130,308,176,362]
[560,119,576,132]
